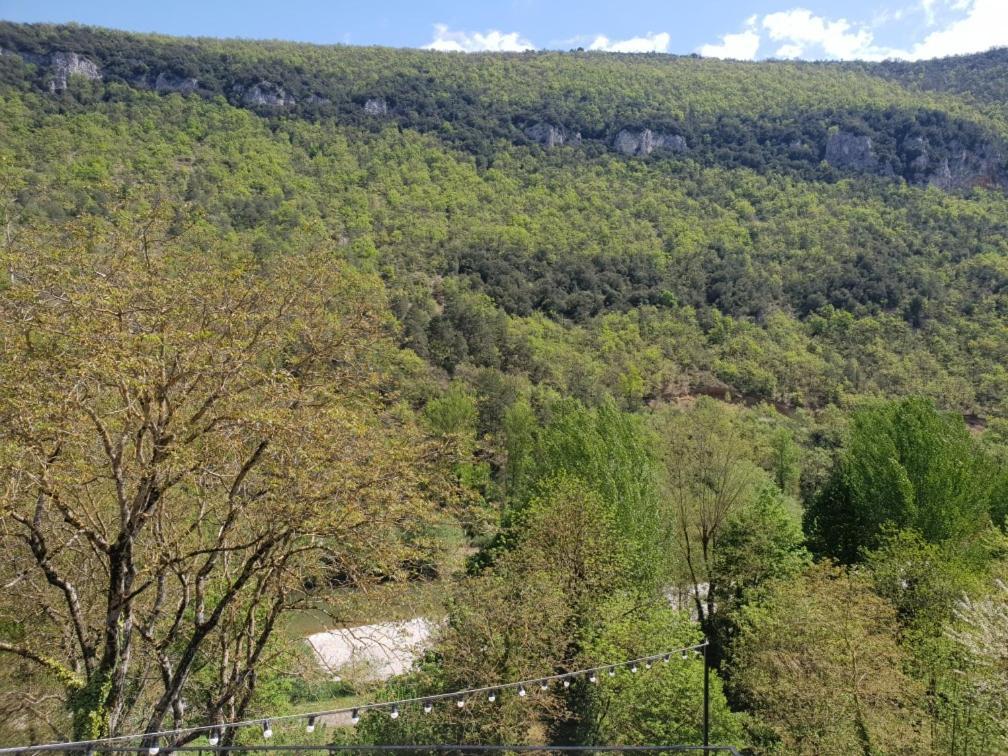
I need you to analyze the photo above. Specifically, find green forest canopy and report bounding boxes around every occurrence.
[2,21,1008,754]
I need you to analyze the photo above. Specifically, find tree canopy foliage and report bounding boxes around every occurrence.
[3,21,1008,755]
[806,398,1001,562]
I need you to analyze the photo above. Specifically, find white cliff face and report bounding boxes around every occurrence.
[48,51,101,92]
[524,122,582,148]
[613,129,687,156]
[234,81,295,107]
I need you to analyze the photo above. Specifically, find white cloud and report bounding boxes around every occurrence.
[899,0,1008,59]
[698,30,761,59]
[697,17,761,59]
[697,1,1008,63]
[761,8,886,59]
[588,32,671,53]
[422,23,533,52]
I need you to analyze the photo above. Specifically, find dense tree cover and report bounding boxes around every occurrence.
[851,47,1008,118]
[731,563,928,755]
[3,23,1008,755]
[806,398,1004,562]
[1,22,1006,179]
[2,86,1008,418]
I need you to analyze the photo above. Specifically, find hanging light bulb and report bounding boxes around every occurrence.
[208,728,221,746]
[351,709,360,724]
[608,667,616,677]
[518,685,527,697]
[487,690,497,703]
[663,654,671,663]
[390,706,400,720]
[262,720,273,739]
[681,649,689,660]
[306,715,317,733]
[540,680,549,691]
[588,671,598,684]
[148,747,160,755]
[562,678,571,689]
[423,700,433,714]
[630,663,638,673]
[645,660,652,669]
[456,696,466,708]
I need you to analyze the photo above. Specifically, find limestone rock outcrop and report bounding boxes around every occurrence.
[613,129,687,156]
[524,122,581,148]
[48,51,101,92]
[235,81,295,107]
[824,131,877,171]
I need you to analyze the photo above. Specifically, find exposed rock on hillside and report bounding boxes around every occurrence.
[929,146,1006,190]
[824,130,877,171]
[524,122,581,148]
[364,97,388,115]
[48,51,101,92]
[153,71,199,94]
[235,81,295,107]
[613,129,687,156]
[901,135,1005,190]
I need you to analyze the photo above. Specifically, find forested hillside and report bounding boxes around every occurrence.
[2,21,1008,755]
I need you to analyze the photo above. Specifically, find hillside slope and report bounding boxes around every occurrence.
[1,23,1008,418]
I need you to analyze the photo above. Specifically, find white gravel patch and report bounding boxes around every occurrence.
[306,617,436,682]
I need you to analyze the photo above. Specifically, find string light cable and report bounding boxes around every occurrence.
[0,641,708,754]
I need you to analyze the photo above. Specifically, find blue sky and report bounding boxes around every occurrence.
[2,1,1006,60]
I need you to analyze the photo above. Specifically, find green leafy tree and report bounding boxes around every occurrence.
[806,398,996,563]
[864,528,1008,754]
[731,563,928,755]
[709,485,810,663]
[575,598,742,748]
[360,474,655,746]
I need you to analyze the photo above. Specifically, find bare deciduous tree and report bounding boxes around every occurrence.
[0,207,445,748]
[654,399,759,625]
